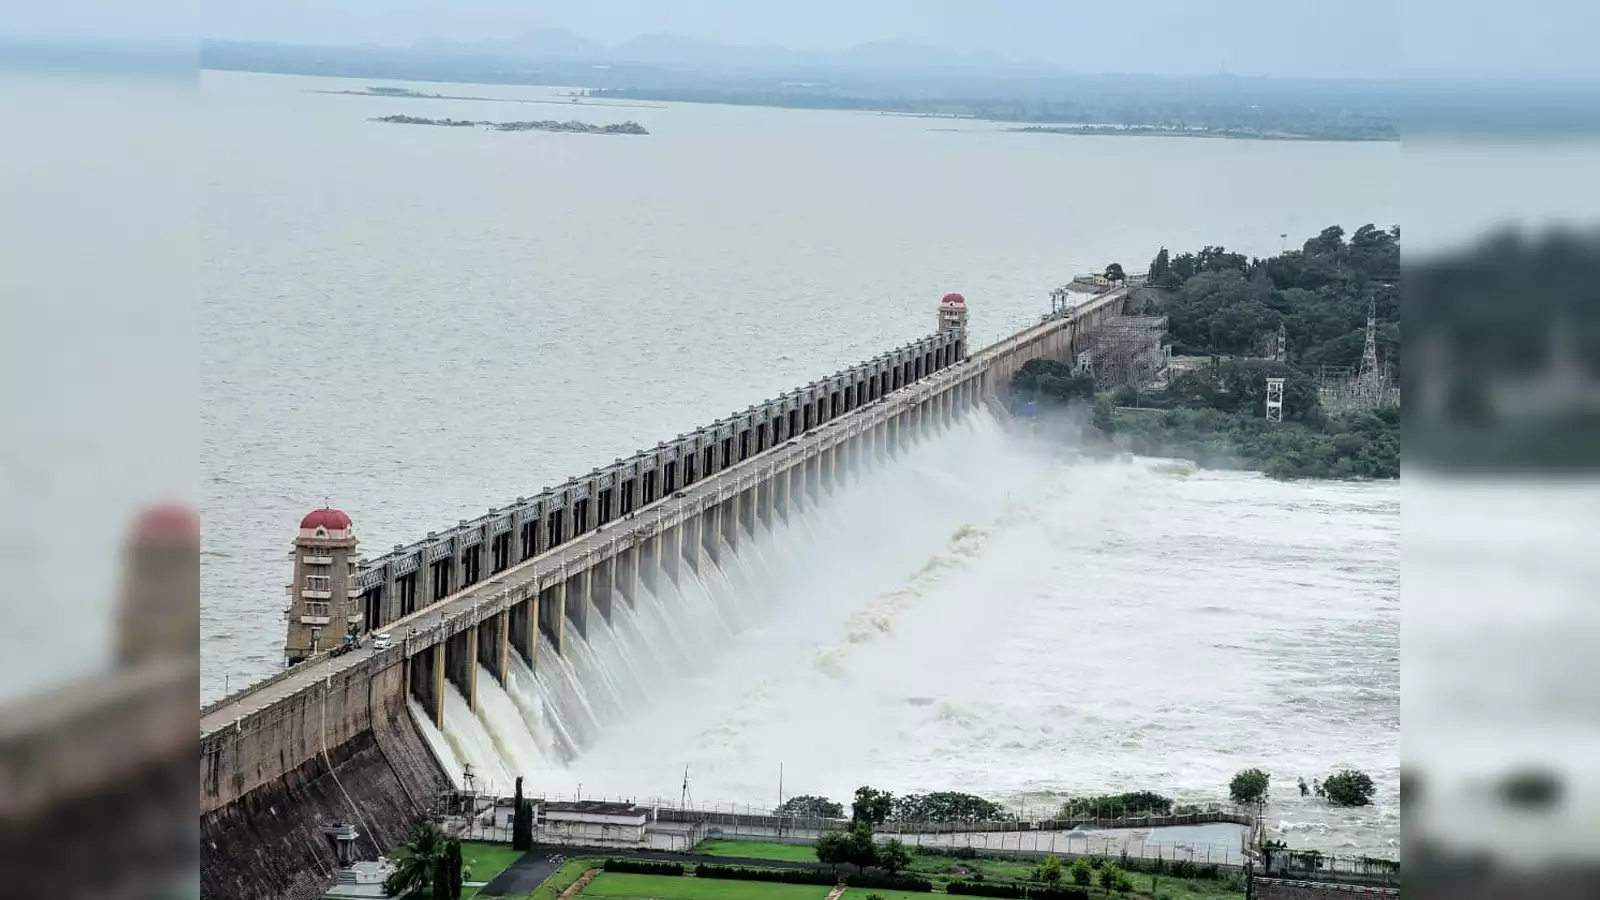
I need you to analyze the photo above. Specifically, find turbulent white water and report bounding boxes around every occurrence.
[408,410,1399,856]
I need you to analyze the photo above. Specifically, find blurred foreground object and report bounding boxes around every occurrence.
[1404,225,1600,899]
[0,505,198,899]
[1405,228,1600,471]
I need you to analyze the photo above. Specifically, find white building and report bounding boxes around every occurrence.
[539,801,649,845]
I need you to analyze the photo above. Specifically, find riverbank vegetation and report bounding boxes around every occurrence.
[584,89,1395,142]
[1323,770,1376,807]
[372,114,649,134]
[1015,224,1400,480]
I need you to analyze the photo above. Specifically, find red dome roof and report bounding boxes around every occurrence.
[300,508,353,530]
[941,292,967,305]
[131,504,199,541]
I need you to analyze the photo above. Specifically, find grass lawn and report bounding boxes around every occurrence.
[696,840,822,863]
[462,841,526,884]
[904,851,1037,883]
[1137,874,1246,900]
[582,873,833,900]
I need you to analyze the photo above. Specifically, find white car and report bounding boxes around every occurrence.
[371,633,392,650]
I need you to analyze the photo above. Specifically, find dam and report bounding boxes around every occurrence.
[199,286,1132,900]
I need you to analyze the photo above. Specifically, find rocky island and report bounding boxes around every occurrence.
[371,115,648,135]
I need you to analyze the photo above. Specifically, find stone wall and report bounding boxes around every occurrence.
[202,654,394,811]
[200,661,448,900]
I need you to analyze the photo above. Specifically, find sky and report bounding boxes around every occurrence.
[6,0,1599,81]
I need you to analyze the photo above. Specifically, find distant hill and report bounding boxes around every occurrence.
[402,28,1046,78]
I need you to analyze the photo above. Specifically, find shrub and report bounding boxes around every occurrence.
[866,895,885,900]
[846,873,933,893]
[693,865,834,886]
[1029,888,1090,900]
[1230,768,1271,806]
[1098,863,1125,894]
[946,881,1024,898]
[603,860,683,876]
[1324,769,1376,807]
[1038,855,1064,886]
[879,838,911,875]
[1059,792,1174,819]
[1069,857,1093,887]
[818,822,878,870]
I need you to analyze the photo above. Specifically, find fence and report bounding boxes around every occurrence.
[430,790,1255,868]
[1262,850,1401,887]
[880,827,1251,869]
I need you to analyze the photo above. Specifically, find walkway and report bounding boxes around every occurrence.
[478,852,560,897]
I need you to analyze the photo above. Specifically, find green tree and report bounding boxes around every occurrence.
[878,838,911,875]
[842,821,879,871]
[1070,857,1094,887]
[1324,770,1376,807]
[777,795,845,819]
[384,821,446,898]
[1218,360,1322,423]
[815,830,849,872]
[1147,247,1173,287]
[1105,262,1126,282]
[1091,396,1115,432]
[1060,792,1174,819]
[891,791,1010,823]
[1039,855,1064,886]
[1230,768,1271,807]
[439,839,464,900]
[852,786,894,826]
[512,777,533,851]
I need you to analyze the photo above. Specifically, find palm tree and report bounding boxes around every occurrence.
[384,821,446,897]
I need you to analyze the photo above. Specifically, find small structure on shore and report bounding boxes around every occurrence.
[540,801,649,844]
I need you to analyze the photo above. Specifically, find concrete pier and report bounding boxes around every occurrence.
[200,285,1130,900]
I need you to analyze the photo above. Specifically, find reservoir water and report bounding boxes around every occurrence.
[190,71,1398,854]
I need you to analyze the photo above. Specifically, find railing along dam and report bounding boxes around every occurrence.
[198,287,1129,900]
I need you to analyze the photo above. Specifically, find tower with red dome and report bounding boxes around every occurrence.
[938,292,969,341]
[283,507,360,665]
[117,504,200,668]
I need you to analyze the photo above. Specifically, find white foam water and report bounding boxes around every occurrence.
[419,412,1400,856]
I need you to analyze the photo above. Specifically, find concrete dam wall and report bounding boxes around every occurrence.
[200,660,450,900]
[199,288,1128,900]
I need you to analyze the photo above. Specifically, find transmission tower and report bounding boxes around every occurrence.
[1265,377,1285,423]
[1355,299,1383,402]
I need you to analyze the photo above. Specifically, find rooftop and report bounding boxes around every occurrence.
[543,800,645,817]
